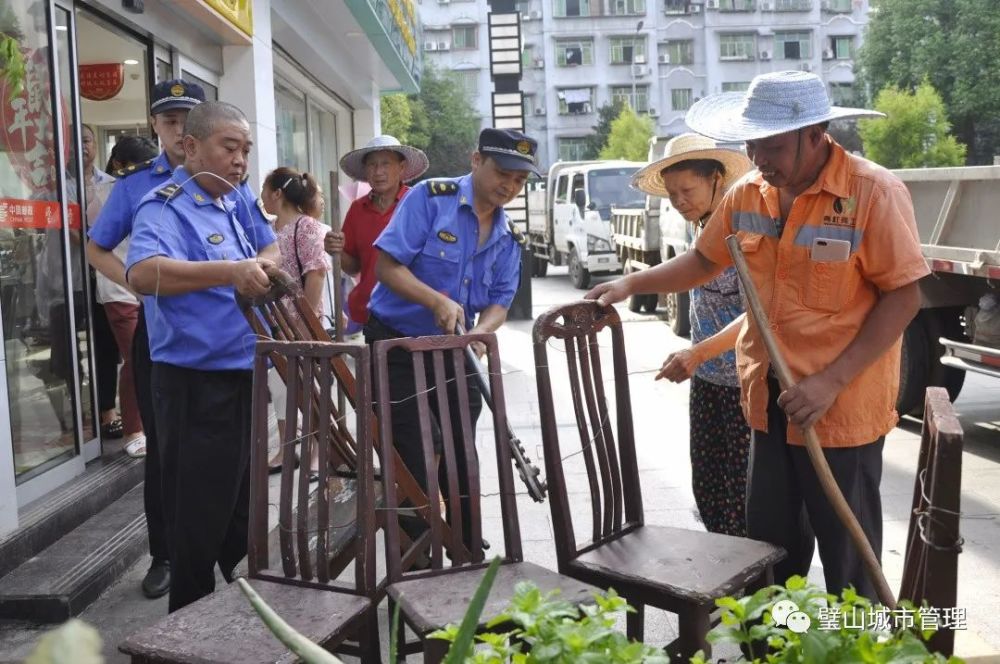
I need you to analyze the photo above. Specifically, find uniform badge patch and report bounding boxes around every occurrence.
[207,233,225,245]
[170,83,185,97]
[516,140,531,155]
[428,180,458,196]
[437,230,458,243]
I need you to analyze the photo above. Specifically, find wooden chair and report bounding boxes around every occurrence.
[119,341,380,664]
[532,300,785,660]
[373,332,601,663]
[898,386,964,657]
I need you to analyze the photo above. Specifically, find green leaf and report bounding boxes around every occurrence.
[443,556,503,664]
[236,578,344,663]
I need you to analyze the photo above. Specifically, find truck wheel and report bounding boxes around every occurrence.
[534,255,548,277]
[665,290,691,337]
[921,308,966,402]
[568,248,591,290]
[897,317,930,416]
[628,293,644,313]
[641,294,659,313]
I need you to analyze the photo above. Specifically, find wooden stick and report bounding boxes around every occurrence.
[328,171,344,343]
[725,234,896,610]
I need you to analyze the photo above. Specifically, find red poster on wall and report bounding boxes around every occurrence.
[79,63,124,101]
[0,199,82,231]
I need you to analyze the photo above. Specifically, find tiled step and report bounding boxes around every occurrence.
[0,485,147,623]
[0,454,143,580]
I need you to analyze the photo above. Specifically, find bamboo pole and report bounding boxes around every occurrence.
[725,234,896,610]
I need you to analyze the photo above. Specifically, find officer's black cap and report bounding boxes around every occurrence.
[478,128,541,175]
[150,79,206,115]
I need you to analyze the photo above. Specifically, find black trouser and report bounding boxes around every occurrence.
[746,377,884,600]
[91,283,120,415]
[364,315,482,546]
[151,362,253,613]
[133,308,167,562]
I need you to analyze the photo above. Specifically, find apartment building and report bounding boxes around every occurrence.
[424,0,869,169]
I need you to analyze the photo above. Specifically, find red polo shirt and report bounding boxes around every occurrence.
[342,185,410,324]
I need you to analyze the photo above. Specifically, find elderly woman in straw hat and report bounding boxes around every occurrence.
[633,133,753,536]
[324,135,429,329]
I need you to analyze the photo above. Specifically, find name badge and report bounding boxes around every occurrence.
[207,233,225,245]
[437,230,458,243]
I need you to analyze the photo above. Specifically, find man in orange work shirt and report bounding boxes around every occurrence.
[324,136,429,325]
[587,71,929,599]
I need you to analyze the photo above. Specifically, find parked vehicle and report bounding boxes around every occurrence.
[527,160,644,289]
[612,149,1000,411]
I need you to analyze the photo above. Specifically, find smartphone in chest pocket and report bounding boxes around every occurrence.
[810,237,851,262]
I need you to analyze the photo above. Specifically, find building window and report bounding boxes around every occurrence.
[454,70,479,96]
[829,82,855,106]
[722,81,750,93]
[557,88,594,114]
[671,88,693,111]
[522,44,535,68]
[774,0,811,9]
[556,39,594,66]
[607,0,646,15]
[559,137,591,161]
[664,0,691,13]
[775,31,811,60]
[719,34,755,60]
[660,40,694,65]
[831,35,853,59]
[452,25,478,49]
[823,0,852,12]
[719,0,754,10]
[611,85,650,113]
[610,36,647,64]
[554,0,593,17]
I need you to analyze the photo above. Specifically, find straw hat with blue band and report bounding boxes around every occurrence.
[632,133,752,199]
[685,71,885,144]
[340,135,430,183]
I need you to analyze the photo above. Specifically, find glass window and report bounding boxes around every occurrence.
[522,44,535,68]
[554,0,593,17]
[454,70,479,97]
[829,82,855,106]
[155,58,172,83]
[274,79,309,173]
[607,0,645,15]
[719,0,754,9]
[557,88,593,115]
[664,0,691,14]
[671,88,693,111]
[719,34,755,60]
[555,40,594,66]
[831,36,853,59]
[587,167,644,216]
[824,0,851,11]
[307,102,338,226]
[775,31,811,60]
[610,85,650,113]
[181,69,218,101]
[774,0,811,9]
[452,25,477,50]
[609,37,646,64]
[558,138,590,161]
[660,40,693,65]
[722,81,750,93]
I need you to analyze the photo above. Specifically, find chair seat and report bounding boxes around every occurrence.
[119,579,371,664]
[387,561,601,635]
[572,525,786,605]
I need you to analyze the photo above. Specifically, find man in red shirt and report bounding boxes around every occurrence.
[325,135,429,325]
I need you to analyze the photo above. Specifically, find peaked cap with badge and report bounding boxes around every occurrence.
[150,78,206,115]
[477,128,541,175]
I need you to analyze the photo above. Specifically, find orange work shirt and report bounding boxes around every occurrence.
[695,139,930,447]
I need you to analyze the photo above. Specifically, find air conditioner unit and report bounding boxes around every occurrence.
[690,4,702,12]
[438,0,450,4]
[658,54,671,64]
[530,9,542,18]
[424,41,438,51]
[759,50,770,60]
[534,107,546,115]
[705,0,719,8]
[799,62,812,71]
[630,64,648,77]
[760,0,773,9]
[438,41,450,50]
[822,48,835,60]
[648,107,659,117]
[633,54,647,64]
[534,57,545,67]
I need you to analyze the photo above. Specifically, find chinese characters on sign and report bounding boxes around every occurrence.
[79,63,125,101]
[0,199,82,231]
[817,606,968,632]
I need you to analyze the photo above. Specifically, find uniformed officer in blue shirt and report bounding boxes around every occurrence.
[366,127,539,547]
[126,101,276,614]
[86,80,275,601]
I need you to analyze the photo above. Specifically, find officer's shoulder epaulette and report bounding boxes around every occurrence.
[426,179,459,196]
[113,158,155,178]
[155,183,181,199]
[507,220,526,246]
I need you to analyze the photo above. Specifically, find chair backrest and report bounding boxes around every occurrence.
[372,333,523,581]
[899,386,964,656]
[248,340,376,597]
[532,300,643,564]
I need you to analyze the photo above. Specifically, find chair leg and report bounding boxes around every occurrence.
[358,606,382,664]
[626,602,645,642]
[423,634,450,664]
[676,605,712,660]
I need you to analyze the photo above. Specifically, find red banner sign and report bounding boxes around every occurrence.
[0,199,82,231]
[79,63,125,101]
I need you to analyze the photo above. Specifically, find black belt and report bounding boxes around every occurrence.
[364,313,406,341]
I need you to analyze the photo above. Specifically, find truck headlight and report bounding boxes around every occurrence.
[587,234,612,253]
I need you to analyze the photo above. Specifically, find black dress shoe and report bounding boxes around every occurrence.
[141,559,170,599]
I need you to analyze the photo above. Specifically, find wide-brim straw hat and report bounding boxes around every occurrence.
[685,71,885,143]
[632,133,752,198]
[339,135,429,183]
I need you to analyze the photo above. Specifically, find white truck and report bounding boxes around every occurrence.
[527,160,645,289]
[612,158,1000,413]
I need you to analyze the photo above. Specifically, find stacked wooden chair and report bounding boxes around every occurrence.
[119,341,380,663]
[532,300,786,660]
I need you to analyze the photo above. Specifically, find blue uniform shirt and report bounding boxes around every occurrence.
[126,167,261,371]
[368,174,522,336]
[88,151,274,252]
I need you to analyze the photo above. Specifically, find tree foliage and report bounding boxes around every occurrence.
[599,105,654,162]
[857,0,1000,164]
[859,81,966,169]
[377,65,480,180]
[585,98,627,160]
